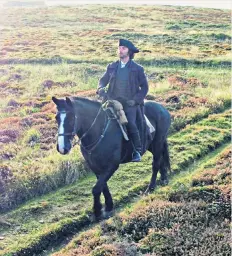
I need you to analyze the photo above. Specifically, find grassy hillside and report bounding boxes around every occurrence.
[0,4,231,256]
[53,145,230,256]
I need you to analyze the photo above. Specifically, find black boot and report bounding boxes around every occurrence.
[130,132,142,162]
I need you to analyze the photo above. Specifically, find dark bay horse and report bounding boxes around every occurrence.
[52,96,171,219]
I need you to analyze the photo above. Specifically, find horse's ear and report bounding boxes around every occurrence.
[66,97,73,108]
[52,96,60,106]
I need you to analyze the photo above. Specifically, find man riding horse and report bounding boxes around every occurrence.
[97,39,149,162]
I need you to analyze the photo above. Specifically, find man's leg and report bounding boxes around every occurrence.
[130,131,142,162]
[125,106,142,162]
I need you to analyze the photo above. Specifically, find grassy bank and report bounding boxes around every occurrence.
[0,110,230,255]
[53,144,231,256]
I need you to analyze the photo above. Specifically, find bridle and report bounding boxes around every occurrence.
[56,106,112,154]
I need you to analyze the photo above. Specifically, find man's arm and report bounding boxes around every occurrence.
[133,67,149,104]
[97,64,110,93]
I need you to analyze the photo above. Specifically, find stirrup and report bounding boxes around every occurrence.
[131,151,141,162]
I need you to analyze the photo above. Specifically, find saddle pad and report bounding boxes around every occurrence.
[144,115,155,133]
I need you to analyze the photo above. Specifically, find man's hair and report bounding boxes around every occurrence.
[129,50,135,59]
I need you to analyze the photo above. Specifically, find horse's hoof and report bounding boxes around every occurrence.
[90,213,103,222]
[102,209,114,219]
[160,179,169,186]
[144,186,155,195]
[90,208,114,222]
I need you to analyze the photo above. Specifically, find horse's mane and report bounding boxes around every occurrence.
[71,96,101,108]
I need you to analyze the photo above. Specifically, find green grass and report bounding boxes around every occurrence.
[52,143,230,256]
[0,5,230,61]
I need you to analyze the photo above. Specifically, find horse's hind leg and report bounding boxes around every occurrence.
[145,138,164,193]
[159,139,170,186]
[146,138,170,193]
[145,150,162,193]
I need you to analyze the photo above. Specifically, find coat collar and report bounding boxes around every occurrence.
[110,59,136,69]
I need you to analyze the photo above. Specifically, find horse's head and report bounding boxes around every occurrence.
[52,96,78,155]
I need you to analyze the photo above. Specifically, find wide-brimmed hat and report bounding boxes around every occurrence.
[119,39,139,53]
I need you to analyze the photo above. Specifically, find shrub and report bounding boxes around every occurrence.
[23,128,41,146]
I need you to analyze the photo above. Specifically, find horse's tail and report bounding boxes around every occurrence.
[162,139,171,171]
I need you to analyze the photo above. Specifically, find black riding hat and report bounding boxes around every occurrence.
[119,39,139,53]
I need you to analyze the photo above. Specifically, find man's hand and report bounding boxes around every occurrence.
[126,100,136,107]
[98,88,106,97]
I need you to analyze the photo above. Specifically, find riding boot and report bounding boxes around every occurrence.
[130,132,142,162]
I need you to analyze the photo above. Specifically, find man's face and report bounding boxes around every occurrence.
[118,46,129,59]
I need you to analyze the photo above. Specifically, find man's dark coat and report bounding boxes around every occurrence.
[98,60,148,105]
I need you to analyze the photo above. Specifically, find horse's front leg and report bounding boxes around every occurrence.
[92,177,103,219]
[92,172,110,219]
[92,167,117,220]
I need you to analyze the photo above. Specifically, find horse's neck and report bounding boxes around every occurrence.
[76,102,105,145]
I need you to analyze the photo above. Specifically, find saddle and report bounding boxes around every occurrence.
[102,100,128,125]
[102,100,129,140]
[103,100,155,153]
